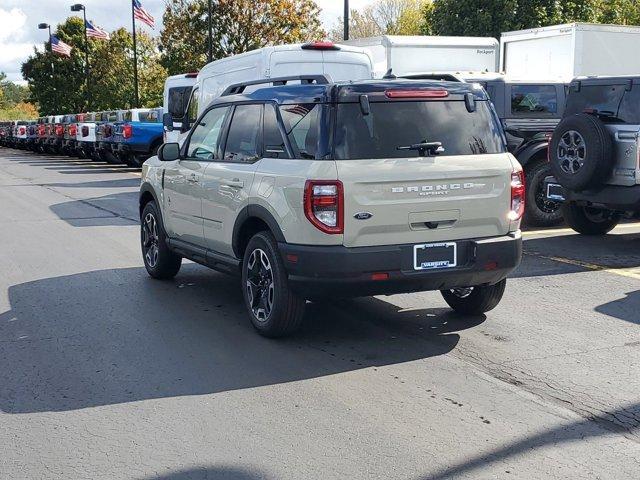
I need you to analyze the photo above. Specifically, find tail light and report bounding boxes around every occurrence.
[55,125,64,136]
[69,124,77,136]
[304,180,343,234]
[385,89,449,99]
[122,124,133,139]
[82,126,89,137]
[301,41,340,51]
[508,170,525,221]
[19,127,25,135]
[104,125,113,137]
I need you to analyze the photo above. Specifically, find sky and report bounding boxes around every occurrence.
[0,0,375,83]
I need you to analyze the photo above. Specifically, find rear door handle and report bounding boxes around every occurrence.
[222,178,244,188]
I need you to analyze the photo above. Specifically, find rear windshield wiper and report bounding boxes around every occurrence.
[397,141,445,157]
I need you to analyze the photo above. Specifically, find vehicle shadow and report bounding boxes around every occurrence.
[595,290,640,324]
[49,191,139,226]
[139,466,273,480]
[0,265,475,414]
[415,402,640,480]
[45,178,141,188]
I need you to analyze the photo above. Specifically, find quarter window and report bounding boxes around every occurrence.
[187,106,230,160]
[511,85,558,114]
[279,104,319,159]
[223,104,263,163]
[263,104,289,159]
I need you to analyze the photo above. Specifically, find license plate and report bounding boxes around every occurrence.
[414,242,457,271]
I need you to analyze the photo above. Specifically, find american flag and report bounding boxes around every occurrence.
[51,35,72,57]
[86,20,110,40]
[133,0,155,29]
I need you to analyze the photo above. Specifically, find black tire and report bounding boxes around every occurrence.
[562,202,619,235]
[241,231,305,338]
[441,279,507,315]
[550,114,612,191]
[141,201,182,279]
[524,158,563,227]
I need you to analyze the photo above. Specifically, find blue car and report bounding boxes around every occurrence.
[113,108,164,167]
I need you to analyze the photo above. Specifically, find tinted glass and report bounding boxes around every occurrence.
[168,86,193,121]
[188,90,199,124]
[334,100,505,160]
[612,87,640,124]
[279,104,319,159]
[139,111,159,122]
[124,111,133,121]
[187,106,230,160]
[223,104,262,163]
[511,85,557,114]
[564,84,627,119]
[263,104,289,159]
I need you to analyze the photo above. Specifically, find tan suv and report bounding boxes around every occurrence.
[139,76,524,337]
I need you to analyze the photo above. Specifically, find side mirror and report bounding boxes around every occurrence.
[157,142,180,162]
[162,112,174,132]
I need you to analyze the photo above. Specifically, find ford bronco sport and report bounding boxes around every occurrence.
[547,76,640,234]
[139,76,524,337]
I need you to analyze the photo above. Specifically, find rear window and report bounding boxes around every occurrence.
[511,85,557,115]
[333,100,506,160]
[565,84,640,124]
[168,86,193,121]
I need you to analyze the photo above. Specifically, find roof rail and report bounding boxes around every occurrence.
[221,75,332,96]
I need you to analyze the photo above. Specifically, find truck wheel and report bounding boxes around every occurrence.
[550,114,612,191]
[525,159,563,227]
[242,231,305,338]
[562,203,619,235]
[141,201,182,279]
[441,279,507,315]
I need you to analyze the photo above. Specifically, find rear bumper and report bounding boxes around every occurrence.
[544,176,640,211]
[279,232,522,297]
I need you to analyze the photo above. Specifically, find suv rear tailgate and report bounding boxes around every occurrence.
[337,154,513,247]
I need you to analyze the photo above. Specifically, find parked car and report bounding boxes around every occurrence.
[113,108,164,167]
[546,75,640,234]
[0,122,10,146]
[36,117,50,153]
[141,75,524,337]
[45,115,65,154]
[76,112,99,159]
[61,114,80,156]
[95,110,125,164]
[25,120,39,151]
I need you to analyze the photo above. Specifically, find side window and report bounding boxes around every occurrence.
[186,106,230,160]
[279,103,320,159]
[223,104,263,163]
[188,89,199,124]
[124,111,132,122]
[511,85,558,115]
[168,86,192,122]
[263,104,289,159]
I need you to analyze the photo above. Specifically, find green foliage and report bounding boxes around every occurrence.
[0,103,38,121]
[21,16,165,115]
[160,0,325,75]
[426,0,615,39]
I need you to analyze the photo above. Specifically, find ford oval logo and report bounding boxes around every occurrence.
[354,212,373,220]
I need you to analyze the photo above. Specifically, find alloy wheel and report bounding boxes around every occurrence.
[557,130,587,175]
[142,212,159,268]
[246,248,275,322]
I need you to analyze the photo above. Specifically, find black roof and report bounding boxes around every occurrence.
[210,78,489,107]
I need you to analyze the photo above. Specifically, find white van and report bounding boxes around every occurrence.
[162,73,198,143]
[346,35,499,78]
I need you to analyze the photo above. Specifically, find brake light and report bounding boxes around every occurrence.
[19,127,25,135]
[508,170,525,221]
[304,180,344,234]
[122,124,133,139]
[385,89,449,99]
[69,124,77,136]
[301,41,340,51]
[185,72,198,78]
[55,125,64,136]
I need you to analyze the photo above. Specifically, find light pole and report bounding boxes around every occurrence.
[207,0,213,63]
[344,0,349,41]
[38,23,52,49]
[71,3,90,110]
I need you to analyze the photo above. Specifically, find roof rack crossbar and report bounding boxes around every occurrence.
[221,75,332,96]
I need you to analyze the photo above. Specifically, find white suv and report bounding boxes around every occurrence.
[140,76,524,337]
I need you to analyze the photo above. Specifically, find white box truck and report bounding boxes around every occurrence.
[346,35,499,78]
[501,23,640,81]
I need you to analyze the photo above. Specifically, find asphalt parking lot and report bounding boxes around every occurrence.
[1,148,639,479]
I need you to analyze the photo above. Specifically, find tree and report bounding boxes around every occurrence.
[426,0,602,39]
[329,0,430,41]
[160,0,325,75]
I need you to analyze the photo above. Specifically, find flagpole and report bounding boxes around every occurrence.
[71,4,91,110]
[131,0,140,108]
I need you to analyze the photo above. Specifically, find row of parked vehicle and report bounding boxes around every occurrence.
[0,108,164,167]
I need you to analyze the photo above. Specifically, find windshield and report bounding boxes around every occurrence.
[333,100,506,160]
